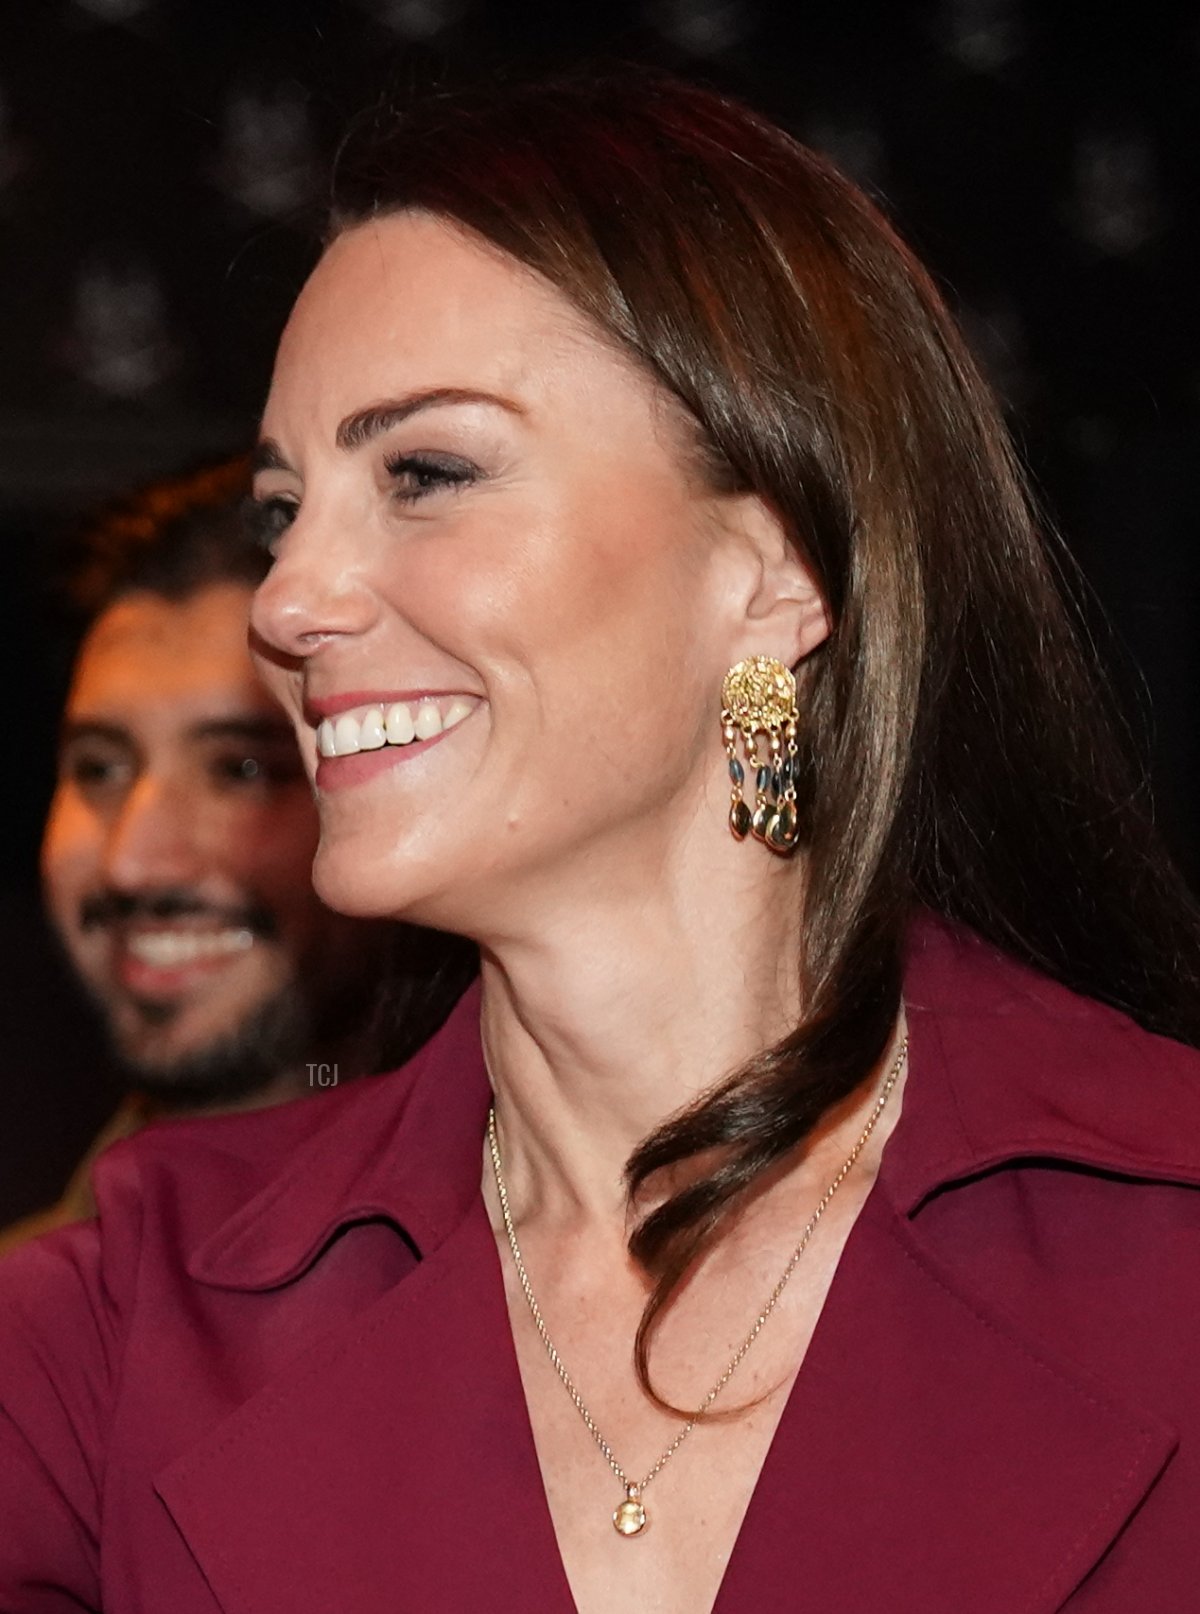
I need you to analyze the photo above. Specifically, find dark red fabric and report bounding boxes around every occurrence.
[2,915,1200,1611]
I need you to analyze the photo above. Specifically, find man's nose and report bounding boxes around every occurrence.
[102,774,205,892]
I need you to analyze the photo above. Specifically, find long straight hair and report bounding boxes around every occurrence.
[329,67,1200,1401]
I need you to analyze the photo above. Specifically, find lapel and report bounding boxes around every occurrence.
[158,1179,1175,1614]
[155,921,1186,1611]
[158,1163,1176,1614]
[156,1197,577,1614]
[714,1185,1176,1613]
[713,929,1179,1612]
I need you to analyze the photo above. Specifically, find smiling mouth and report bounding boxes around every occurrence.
[315,695,477,758]
[106,922,259,1000]
[123,927,256,968]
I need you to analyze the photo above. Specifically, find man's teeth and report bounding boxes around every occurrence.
[317,697,474,759]
[126,929,254,967]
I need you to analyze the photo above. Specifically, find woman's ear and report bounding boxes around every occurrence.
[720,492,831,668]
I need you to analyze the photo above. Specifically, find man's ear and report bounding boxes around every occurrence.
[722,492,831,668]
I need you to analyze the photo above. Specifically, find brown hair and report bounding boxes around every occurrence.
[64,455,262,624]
[330,66,1200,1404]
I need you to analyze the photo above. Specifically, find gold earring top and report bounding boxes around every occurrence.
[721,656,797,731]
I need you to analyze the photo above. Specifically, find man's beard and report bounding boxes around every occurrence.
[70,886,362,1110]
[115,976,317,1109]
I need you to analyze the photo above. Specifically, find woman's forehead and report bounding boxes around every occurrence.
[276,215,598,396]
[266,211,673,454]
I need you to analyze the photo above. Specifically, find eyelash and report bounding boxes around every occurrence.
[243,494,295,555]
[383,451,478,501]
[244,454,478,555]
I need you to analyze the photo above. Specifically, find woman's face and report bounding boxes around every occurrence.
[250,212,780,931]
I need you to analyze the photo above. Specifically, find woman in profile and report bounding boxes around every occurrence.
[3,68,1200,1614]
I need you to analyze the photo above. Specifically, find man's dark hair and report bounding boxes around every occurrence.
[62,455,263,632]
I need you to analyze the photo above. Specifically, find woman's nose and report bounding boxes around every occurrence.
[249,511,378,663]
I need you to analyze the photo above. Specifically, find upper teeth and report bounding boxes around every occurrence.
[316,697,475,759]
[127,929,254,966]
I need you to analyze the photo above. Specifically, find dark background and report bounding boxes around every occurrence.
[1,0,1197,1221]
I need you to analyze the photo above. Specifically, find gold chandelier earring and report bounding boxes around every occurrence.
[721,655,800,854]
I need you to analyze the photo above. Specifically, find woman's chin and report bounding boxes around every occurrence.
[311,840,461,928]
[313,845,414,923]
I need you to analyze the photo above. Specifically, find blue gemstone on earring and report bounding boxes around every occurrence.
[728,757,744,786]
[755,766,772,794]
[771,769,782,798]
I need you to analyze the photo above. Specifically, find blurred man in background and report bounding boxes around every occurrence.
[0,458,390,1252]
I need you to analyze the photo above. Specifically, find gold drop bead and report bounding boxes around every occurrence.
[613,1489,648,1537]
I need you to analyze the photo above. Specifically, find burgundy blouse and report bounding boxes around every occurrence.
[2,915,1200,1611]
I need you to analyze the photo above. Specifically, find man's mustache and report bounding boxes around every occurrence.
[79,888,278,940]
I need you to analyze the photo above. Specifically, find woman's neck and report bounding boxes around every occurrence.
[478,859,807,1230]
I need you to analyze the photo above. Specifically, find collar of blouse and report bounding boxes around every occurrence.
[148,912,1200,1614]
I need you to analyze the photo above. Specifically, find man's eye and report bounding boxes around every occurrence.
[64,753,129,794]
[243,495,297,556]
[210,753,304,789]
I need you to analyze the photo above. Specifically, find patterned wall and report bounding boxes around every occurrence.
[0,0,1196,867]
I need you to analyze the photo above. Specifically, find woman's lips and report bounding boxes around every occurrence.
[314,716,467,792]
[310,693,479,792]
[304,689,441,723]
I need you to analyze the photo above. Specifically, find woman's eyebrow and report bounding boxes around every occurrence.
[252,439,293,474]
[334,387,525,451]
[253,387,524,476]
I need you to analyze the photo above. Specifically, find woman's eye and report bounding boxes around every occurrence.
[383,453,478,504]
[243,494,298,556]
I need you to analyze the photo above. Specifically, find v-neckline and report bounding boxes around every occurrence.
[155,945,1179,1614]
[482,1156,896,1614]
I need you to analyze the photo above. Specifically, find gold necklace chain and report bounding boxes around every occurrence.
[486,1032,907,1538]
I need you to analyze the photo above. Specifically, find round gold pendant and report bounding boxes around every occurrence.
[613,1493,648,1537]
